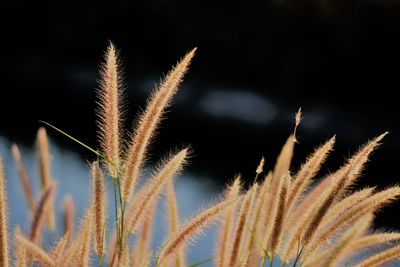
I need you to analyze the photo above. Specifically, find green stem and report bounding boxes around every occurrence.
[40,121,114,165]
[112,177,121,260]
[292,246,304,267]
[116,177,126,254]
[261,257,266,267]
[270,255,275,267]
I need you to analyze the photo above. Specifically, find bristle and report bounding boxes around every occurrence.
[128,148,188,233]
[15,226,26,267]
[97,42,123,177]
[90,161,107,256]
[166,179,186,267]
[157,196,239,266]
[0,158,9,267]
[30,182,56,244]
[11,144,36,213]
[16,234,55,267]
[215,176,241,267]
[37,127,56,230]
[122,48,196,201]
[63,194,75,245]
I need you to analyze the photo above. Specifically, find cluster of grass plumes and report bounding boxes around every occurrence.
[1,43,400,267]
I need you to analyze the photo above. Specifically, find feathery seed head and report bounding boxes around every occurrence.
[63,194,75,244]
[158,196,240,265]
[256,157,265,175]
[129,148,188,234]
[11,144,36,213]
[90,161,107,256]
[30,182,56,244]
[122,49,196,201]
[97,41,123,178]
[0,157,9,267]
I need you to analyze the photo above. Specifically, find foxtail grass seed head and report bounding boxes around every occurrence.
[353,244,400,267]
[0,157,9,267]
[16,233,55,267]
[97,42,123,178]
[255,157,265,176]
[129,148,188,234]
[158,196,240,265]
[293,107,302,143]
[30,182,56,244]
[76,210,92,267]
[51,232,69,263]
[122,48,196,201]
[215,176,241,267]
[36,127,56,230]
[285,136,335,214]
[63,194,75,244]
[90,161,106,256]
[12,144,36,213]
[166,179,186,267]
[15,226,26,267]
[228,185,257,267]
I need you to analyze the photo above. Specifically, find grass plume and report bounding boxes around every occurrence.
[97,41,123,178]
[37,127,56,231]
[0,158,9,267]
[122,48,196,201]
[11,144,36,213]
[30,182,56,244]
[166,178,185,267]
[215,176,241,267]
[90,161,107,257]
[15,233,55,267]
[157,197,240,266]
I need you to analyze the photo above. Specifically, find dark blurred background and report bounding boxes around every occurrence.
[0,1,399,230]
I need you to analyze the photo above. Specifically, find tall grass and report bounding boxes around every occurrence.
[1,43,400,267]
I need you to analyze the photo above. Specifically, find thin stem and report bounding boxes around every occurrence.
[116,177,126,256]
[99,253,104,267]
[261,257,266,267]
[112,177,120,260]
[270,255,274,267]
[40,121,114,166]
[292,246,304,267]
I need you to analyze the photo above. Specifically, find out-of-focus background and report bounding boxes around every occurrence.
[0,0,399,265]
